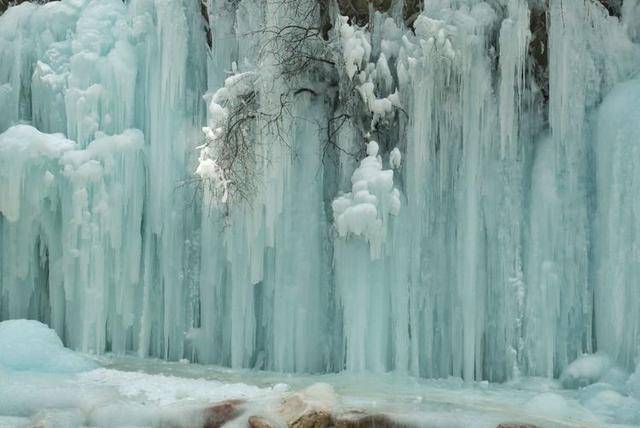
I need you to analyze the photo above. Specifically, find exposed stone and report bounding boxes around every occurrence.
[278,383,337,428]
[598,0,623,17]
[335,0,423,29]
[249,415,277,428]
[529,5,548,103]
[0,0,32,14]
[289,409,332,428]
[335,410,399,428]
[496,424,537,428]
[202,399,244,428]
[200,0,212,49]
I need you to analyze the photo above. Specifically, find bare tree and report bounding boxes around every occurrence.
[195,0,424,208]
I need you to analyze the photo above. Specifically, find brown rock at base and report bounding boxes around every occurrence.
[497,424,537,428]
[248,415,277,428]
[289,409,332,428]
[202,399,244,428]
[335,410,397,428]
[278,383,336,428]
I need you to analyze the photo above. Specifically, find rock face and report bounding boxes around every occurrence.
[202,399,244,428]
[335,0,423,28]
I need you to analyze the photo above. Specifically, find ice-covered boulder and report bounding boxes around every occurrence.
[629,363,640,399]
[0,319,95,373]
[566,357,640,425]
[579,383,640,425]
[560,354,612,389]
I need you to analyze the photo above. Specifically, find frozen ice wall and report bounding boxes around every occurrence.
[595,77,640,370]
[1,0,640,384]
[0,0,207,358]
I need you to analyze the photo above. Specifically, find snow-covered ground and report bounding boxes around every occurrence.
[1,320,639,428]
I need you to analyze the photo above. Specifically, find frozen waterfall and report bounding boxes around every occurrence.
[1,0,640,385]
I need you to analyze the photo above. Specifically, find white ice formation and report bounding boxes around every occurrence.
[1,0,640,390]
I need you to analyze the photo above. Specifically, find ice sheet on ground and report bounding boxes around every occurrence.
[0,321,636,427]
[1,352,640,427]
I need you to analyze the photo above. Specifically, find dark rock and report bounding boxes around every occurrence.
[278,383,336,428]
[335,411,398,428]
[202,399,244,428]
[497,424,537,428]
[598,0,623,17]
[289,409,332,428]
[529,5,548,103]
[279,393,332,428]
[248,415,277,428]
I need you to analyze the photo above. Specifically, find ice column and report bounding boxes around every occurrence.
[595,79,640,370]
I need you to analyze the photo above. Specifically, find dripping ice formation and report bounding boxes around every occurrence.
[1,0,640,387]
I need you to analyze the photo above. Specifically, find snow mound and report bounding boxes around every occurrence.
[0,320,95,373]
